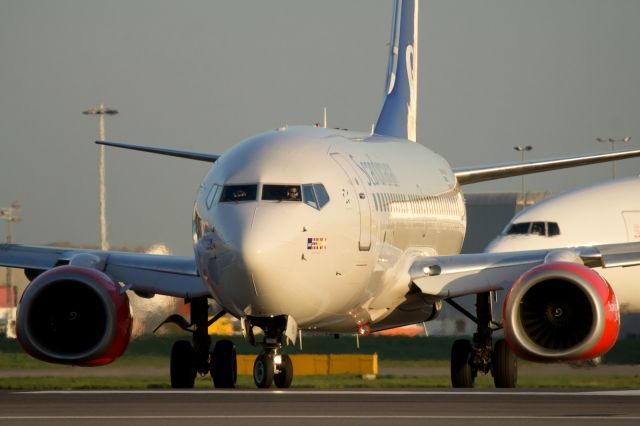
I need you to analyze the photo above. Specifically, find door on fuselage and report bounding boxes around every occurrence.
[622,211,640,241]
[330,152,371,251]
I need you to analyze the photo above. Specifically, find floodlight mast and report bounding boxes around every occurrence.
[83,104,118,251]
[514,145,533,205]
[596,137,631,179]
[0,201,20,285]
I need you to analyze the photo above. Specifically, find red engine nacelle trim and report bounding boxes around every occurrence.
[17,266,133,366]
[503,262,620,362]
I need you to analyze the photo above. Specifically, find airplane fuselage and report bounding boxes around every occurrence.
[193,126,466,332]
[486,176,640,312]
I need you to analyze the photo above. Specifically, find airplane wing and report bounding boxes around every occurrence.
[96,141,220,163]
[454,148,640,185]
[410,242,640,298]
[0,243,209,298]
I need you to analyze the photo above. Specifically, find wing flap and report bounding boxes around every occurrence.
[591,242,640,268]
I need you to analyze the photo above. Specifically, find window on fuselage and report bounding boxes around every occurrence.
[302,185,317,208]
[219,184,258,202]
[262,185,301,201]
[531,222,545,236]
[505,221,561,237]
[506,222,530,235]
[206,184,221,209]
[313,184,330,208]
[547,222,560,236]
[262,183,330,210]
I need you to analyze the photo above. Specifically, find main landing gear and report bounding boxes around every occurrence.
[245,316,294,389]
[161,297,238,389]
[447,292,517,388]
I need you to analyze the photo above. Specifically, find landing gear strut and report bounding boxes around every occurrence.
[447,292,517,388]
[245,316,294,389]
[166,297,237,389]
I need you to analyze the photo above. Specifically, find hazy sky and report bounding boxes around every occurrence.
[1,0,639,255]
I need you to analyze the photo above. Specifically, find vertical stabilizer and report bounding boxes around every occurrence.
[374,0,419,142]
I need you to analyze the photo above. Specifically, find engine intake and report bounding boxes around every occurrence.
[503,262,619,362]
[17,266,133,366]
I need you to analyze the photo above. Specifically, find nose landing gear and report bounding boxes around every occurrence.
[274,353,294,388]
[253,351,293,388]
[245,316,295,389]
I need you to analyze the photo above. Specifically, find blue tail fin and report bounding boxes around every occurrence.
[374,0,419,142]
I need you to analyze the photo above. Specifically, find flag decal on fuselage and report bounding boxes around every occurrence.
[307,237,327,250]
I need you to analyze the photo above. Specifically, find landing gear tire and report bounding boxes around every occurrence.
[492,338,517,388]
[211,339,237,388]
[451,339,475,388]
[170,340,196,388]
[274,354,293,389]
[253,353,275,388]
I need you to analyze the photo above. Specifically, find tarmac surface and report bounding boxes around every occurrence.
[1,389,640,426]
[1,363,639,377]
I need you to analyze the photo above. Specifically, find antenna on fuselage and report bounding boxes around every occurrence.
[323,107,327,128]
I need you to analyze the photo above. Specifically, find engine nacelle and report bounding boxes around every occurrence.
[503,262,620,362]
[17,266,133,366]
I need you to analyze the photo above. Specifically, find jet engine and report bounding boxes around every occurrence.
[503,262,620,362]
[17,266,133,366]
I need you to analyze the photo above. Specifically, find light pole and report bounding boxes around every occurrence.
[514,145,533,204]
[596,137,631,179]
[0,201,21,286]
[83,104,118,251]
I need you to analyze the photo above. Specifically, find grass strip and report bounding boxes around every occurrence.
[1,374,640,390]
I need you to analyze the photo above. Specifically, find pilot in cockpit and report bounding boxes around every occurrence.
[286,186,301,201]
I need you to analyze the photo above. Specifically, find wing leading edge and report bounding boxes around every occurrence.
[454,148,640,185]
[96,141,220,163]
[0,244,209,299]
[410,242,640,298]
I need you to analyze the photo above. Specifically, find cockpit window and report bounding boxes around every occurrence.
[219,184,257,202]
[205,184,221,209]
[530,222,545,236]
[313,184,330,208]
[262,185,301,201]
[504,221,560,237]
[302,185,317,208]
[506,222,530,235]
[262,183,330,209]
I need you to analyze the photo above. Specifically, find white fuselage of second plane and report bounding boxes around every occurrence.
[486,176,640,312]
[192,126,466,332]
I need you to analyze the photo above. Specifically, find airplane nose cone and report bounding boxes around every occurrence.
[203,204,257,312]
[210,203,305,316]
[484,237,503,253]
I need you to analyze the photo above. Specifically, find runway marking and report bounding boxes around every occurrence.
[16,389,640,396]
[1,416,640,421]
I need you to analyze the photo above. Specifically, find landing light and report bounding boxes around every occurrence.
[357,323,371,336]
[422,265,441,276]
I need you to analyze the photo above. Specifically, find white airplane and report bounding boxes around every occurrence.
[2,0,640,389]
[486,176,640,313]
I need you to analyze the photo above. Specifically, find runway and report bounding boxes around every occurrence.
[1,389,640,426]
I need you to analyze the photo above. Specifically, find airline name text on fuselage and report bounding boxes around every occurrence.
[350,156,399,187]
